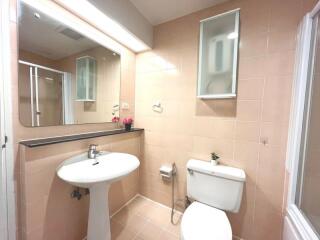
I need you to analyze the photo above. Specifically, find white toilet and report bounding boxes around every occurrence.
[181,159,246,240]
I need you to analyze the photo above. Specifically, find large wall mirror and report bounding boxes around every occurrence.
[18,1,121,127]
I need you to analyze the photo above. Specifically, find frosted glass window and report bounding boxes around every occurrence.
[76,56,97,101]
[197,9,240,99]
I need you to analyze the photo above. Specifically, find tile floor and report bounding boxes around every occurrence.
[110,195,182,240]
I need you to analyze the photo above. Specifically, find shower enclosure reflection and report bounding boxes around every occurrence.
[19,61,65,126]
[18,1,121,127]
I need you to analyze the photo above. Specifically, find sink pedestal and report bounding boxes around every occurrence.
[87,183,111,240]
[56,152,140,240]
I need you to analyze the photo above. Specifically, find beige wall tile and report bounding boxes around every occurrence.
[235,121,260,142]
[20,133,142,239]
[10,0,318,238]
[266,51,295,76]
[192,136,234,161]
[11,0,138,237]
[262,75,293,122]
[239,33,268,58]
[268,30,297,54]
[236,100,261,122]
[135,0,310,239]
[237,78,264,100]
[238,56,267,79]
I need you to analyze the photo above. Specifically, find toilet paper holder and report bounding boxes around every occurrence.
[160,164,176,180]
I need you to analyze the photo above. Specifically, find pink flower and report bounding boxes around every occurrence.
[122,117,133,125]
[112,116,120,122]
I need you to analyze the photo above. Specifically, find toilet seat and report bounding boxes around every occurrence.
[181,202,232,240]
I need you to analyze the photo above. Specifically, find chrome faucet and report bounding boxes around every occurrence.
[88,144,100,160]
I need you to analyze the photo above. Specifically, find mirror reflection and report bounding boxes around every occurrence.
[18,2,121,127]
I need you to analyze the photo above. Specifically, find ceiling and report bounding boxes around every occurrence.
[129,0,229,25]
[19,2,99,60]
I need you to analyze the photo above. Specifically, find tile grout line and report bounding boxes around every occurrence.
[110,193,140,218]
[113,194,180,239]
[137,194,183,215]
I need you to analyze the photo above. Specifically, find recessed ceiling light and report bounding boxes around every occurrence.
[227,32,238,39]
[34,12,41,19]
[112,53,116,56]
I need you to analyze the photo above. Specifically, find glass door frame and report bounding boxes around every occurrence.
[18,60,65,127]
[0,0,16,239]
[286,2,320,239]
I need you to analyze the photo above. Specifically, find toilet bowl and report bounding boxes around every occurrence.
[181,202,232,240]
[180,159,246,240]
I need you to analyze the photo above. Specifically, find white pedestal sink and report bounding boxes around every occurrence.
[56,152,140,240]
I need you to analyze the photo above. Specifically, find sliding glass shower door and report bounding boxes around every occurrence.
[37,68,63,126]
[295,11,320,237]
[18,61,64,126]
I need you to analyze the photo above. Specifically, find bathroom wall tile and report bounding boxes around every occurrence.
[260,121,289,147]
[162,134,193,151]
[191,117,216,138]
[211,119,236,140]
[13,0,310,238]
[24,167,56,205]
[236,100,261,122]
[266,51,296,76]
[11,12,137,230]
[238,56,267,79]
[20,133,142,240]
[136,1,307,239]
[235,121,260,142]
[256,146,286,213]
[269,0,302,32]
[233,141,259,181]
[237,78,265,100]
[228,199,254,239]
[303,0,318,12]
[239,33,268,58]
[240,1,270,36]
[262,75,293,122]
[144,131,164,147]
[24,198,47,234]
[195,98,237,118]
[140,185,172,207]
[192,136,234,161]
[252,196,283,240]
[140,173,171,196]
[268,30,297,54]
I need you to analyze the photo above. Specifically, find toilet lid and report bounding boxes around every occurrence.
[181,202,232,240]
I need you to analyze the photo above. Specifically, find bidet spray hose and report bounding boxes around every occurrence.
[171,163,179,225]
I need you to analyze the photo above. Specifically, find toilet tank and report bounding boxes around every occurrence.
[187,159,246,213]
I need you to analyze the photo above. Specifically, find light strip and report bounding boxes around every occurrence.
[21,0,123,54]
[54,0,150,53]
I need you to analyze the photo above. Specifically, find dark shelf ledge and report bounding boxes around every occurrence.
[20,128,144,148]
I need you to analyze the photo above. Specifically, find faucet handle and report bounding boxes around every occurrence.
[89,144,98,150]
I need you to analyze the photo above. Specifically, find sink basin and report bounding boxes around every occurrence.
[57,152,140,188]
[56,152,140,240]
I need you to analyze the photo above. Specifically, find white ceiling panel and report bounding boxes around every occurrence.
[129,0,229,25]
